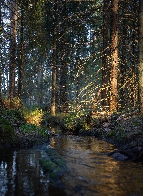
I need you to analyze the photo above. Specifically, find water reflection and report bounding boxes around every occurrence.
[0,136,143,196]
[0,148,66,196]
[52,136,143,196]
[1,149,37,195]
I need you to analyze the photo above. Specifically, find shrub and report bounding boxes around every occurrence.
[0,117,15,142]
[0,109,25,124]
[19,123,48,136]
[63,113,82,130]
[63,112,91,131]
[3,97,21,110]
[22,107,44,126]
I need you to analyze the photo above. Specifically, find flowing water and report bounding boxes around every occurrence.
[0,136,143,196]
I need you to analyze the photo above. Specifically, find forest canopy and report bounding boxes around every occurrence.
[0,0,142,115]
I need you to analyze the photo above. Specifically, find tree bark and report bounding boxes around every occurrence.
[9,0,18,99]
[59,1,68,113]
[101,0,110,111]
[110,0,119,112]
[51,2,57,116]
[139,0,143,113]
[18,2,24,99]
[0,2,2,99]
[130,0,138,108]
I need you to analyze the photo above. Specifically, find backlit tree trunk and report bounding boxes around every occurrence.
[38,62,43,107]
[17,2,24,99]
[101,0,110,111]
[0,2,2,100]
[139,0,143,113]
[59,1,68,113]
[110,0,119,112]
[9,0,18,99]
[119,1,128,109]
[51,2,57,116]
[130,0,138,108]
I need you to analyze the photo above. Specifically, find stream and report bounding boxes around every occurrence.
[0,136,143,196]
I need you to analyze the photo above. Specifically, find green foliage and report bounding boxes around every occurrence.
[0,117,11,125]
[63,113,81,130]
[106,127,127,142]
[106,130,116,137]
[0,109,25,126]
[19,123,47,136]
[0,109,27,144]
[22,107,44,125]
[63,112,91,131]
[0,117,15,142]
[39,158,57,171]
[116,131,127,141]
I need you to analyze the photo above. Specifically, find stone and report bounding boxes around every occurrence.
[111,152,129,161]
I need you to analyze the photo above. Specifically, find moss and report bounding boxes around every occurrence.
[45,149,67,166]
[0,117,15,143]
[0,117,11,125]
[39,158,57,171]
[40,149,67,171]
[39,148,69,187]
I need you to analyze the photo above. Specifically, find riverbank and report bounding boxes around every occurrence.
[0,109,50,148]
[49,111,143,162]
[1,109,143,162]
[89,111,143,162]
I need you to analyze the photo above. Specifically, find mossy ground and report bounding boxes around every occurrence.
[0,109,49,148]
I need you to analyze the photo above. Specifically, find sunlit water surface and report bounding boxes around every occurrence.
[0,136,143,196]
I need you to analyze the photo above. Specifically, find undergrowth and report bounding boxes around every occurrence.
[19,123,48,136]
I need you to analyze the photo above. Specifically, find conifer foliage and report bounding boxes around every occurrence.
[0,0,142,113]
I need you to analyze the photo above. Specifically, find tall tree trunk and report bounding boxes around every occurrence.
[130,0,139,108]
[38,61,43,107]
[9,0,18,99]
[110,0,119,112]
[51,66,57,116]
[0,1,2,100]
[119,1,127,110]
[139,0,143,113]
[101,0,110,111]
[59,1,68,113]
[18,2,24,99]
[51,2,57,116]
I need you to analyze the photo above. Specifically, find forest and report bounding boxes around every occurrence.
[1,0,143,159]
[1,1,143,195]
[0,0,142,113]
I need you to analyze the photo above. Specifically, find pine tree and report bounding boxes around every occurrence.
[101,0,110,111]
[51,1,58,116]
[110,0,119,112]
[9,0,18,100]
[139,0,143,112]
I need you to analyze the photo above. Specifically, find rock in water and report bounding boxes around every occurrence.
[111,152,129,161]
